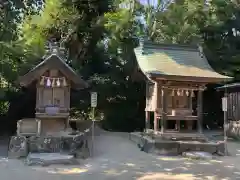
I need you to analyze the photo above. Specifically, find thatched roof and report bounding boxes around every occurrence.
[18,44,88,89]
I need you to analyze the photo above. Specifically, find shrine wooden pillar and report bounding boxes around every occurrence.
[161,87,167,133]
[197,90,203,133]
[154,83,159,132]
[145,111,150,129]
[154,112,159,132]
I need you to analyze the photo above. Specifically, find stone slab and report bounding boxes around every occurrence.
[25,153,78,166]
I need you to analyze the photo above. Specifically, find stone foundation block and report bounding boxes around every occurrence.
[154,141,179,155]
[28,136,62,153]
[8,136,28,158]
[226,121,240,139]
[178,141,219,154]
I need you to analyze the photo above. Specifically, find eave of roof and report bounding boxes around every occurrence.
[216,83,240,89]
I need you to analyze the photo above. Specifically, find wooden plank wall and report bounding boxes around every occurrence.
[227,92,240,121]
[146,82,157,111]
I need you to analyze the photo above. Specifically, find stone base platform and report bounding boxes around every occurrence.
[146,129,208,142]
[25,153,78,166]
[8,129,91,161]
[129,132,225,156]
[226,121,240,139]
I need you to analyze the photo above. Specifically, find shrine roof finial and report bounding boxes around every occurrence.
[44,37,66,57]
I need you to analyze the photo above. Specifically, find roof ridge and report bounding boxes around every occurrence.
[139,39,199,51]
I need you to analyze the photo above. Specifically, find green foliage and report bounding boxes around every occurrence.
[1,0,240,131]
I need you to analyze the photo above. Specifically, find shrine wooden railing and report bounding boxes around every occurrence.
[36,106,69,113]
[157,108,197,121]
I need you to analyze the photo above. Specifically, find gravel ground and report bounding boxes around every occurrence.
[0,131,240,180]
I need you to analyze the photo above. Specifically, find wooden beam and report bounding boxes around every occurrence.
[152,74,230,83]
[154,79,207,89]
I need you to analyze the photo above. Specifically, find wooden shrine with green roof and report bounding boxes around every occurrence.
[18,41,88,135]
[134,39,232,134]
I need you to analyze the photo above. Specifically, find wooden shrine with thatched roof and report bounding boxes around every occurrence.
[134,39,232,134]
[18,41,88,135]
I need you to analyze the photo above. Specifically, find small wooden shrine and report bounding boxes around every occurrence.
[134,39,232,134]
[217,83,240,121]
[18,42,88,135]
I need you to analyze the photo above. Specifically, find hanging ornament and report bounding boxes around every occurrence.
[40,76,45,85]
[191,90,195,97]
[171,89,175,96]
[46,78,51,87]
[177,89,180,96]
[161,89,164,96]
[52,78,56,87]
[186,90,190,96]
[63,77,67,86]
[180,89,184,96]
[56,78,61,87]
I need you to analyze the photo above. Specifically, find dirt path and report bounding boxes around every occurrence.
[0,130,239,180]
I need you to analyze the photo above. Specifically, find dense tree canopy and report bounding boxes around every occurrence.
[0,0,239,132]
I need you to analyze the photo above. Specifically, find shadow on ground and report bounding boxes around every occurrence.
[28,131,240,180]
[0,136,9,157]
[0,130,239,180]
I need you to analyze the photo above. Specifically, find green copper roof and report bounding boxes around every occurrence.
[134,40,232,81]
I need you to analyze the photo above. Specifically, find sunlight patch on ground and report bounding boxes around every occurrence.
[0,158,8,162]
[184,162,194,165]
[234,171,240,175]
[157,156,186,161]
[47,168,88,174]
[175,166,189,171]
[124,163,135,167]
[137,172,219,180]
[224,165,234,168]
[210,159,222,163]
[164,168,173,172]
[204,176,219,180]
[104,169,128,176]
[198,162,212,165]
[32,167,88,175]
[137,172,201,180]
